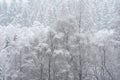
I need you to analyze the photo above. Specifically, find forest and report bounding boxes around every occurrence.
[0,0,120,80]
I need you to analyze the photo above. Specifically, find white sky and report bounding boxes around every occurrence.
[0,0,28,4]
[0,0,12,4]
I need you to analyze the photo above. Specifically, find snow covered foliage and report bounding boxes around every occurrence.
[0,0,120,80]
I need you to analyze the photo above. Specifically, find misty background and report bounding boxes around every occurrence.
[0,0,120,80]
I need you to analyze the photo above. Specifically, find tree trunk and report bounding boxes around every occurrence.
[48,57,51,80]
[79,54,82,80]
[100,47,114,80]
[40,64,43,80]
[20,51,22,80]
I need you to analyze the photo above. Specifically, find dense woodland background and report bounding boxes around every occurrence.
[0,0,120,80]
